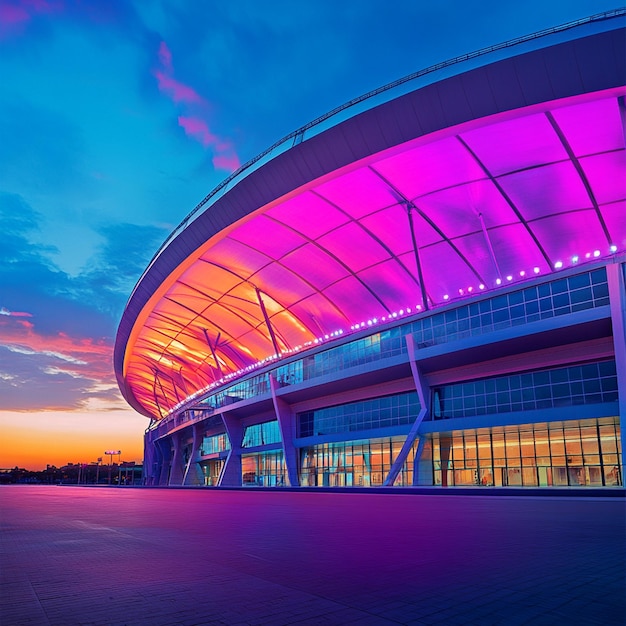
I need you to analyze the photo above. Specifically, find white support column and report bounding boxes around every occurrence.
[383,333,429,486]
[143,430,159,485]
[183,422,205,486]
[270,375,299,487]
[219,412,244,486]
[412,435,427,486]
[607,262,626,484]
[168,431,184,485]
[157,438,171,486]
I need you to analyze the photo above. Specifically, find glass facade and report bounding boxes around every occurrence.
[200,373,270,409]
[410,268,609,349]
[432,361,618,420]
[301,331,404,380]
[298,392,419,437]
[201,432,230,455]
[424,417,622,487]
[300,436,417,487]
[202,459,224,486]
[242,421,281,448]
[242,451,286,486]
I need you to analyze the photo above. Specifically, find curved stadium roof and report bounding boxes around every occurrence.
[115,11,626,420]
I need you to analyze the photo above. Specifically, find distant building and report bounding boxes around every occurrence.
[115,12,625,489]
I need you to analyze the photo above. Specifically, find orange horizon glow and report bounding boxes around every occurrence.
[0,406,148,472]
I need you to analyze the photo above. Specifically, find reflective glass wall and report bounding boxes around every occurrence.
[300,436,417,487]
[242,451,286,486]
[298,392,419,437]
[424,417,621,487]
[201,459,225,486]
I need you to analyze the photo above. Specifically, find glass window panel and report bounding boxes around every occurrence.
[570,287,592,304]
[505,431,521,459]
[522,467,538,485]
[534,434,550,457]
[564,428,582,455]
[551,279,568,294]
[525,300,539,314]
[599,427,618,453]
[478,434,492,460]
[590,268,607,284]
[492,433,505,455]
[552,293,570,308]
[598,360,617,376]
[592,282,609,299]
[580,428,599,454]
[520,430,536,457]
[604,465,622,486]
[524,286,538,301]
[550,368,570,384]
[567,273,590,289]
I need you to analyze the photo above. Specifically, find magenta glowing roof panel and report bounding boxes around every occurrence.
[115,17,626,419]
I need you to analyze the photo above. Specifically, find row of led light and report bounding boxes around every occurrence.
[441,245,618,301]
[165,244,621,416]
[349,245,621,328]
[444,267,542,301]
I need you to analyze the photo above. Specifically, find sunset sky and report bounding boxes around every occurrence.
[0,0,617,470]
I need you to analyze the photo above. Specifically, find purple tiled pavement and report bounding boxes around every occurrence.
[1,486,624,625]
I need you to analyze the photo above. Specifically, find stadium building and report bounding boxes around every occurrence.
[115,11,626,489]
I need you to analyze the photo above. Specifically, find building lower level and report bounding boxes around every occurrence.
[143,260,625,489]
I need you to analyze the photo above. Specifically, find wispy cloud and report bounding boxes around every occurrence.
[0,307,32,317]
[0,316,116,411]
[153,40,240,172]
[155,70,203,104]
[0,195,162,412]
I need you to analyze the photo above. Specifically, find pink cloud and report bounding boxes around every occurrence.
[158,40,172,72]
[155,41,241,172]
[177,116,217,147]
[154,70,203,104]
[178,116,240,172]
[0,306,33,317]
[0,314,114,384]
[212,153,241,173]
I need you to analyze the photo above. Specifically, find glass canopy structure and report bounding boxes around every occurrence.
[115,12,626,489]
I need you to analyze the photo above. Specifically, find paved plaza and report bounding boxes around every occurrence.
[1,486,624,625]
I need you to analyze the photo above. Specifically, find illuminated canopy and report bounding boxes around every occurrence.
[115,16,626,419]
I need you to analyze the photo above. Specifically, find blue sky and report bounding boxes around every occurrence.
[0,0,619,469]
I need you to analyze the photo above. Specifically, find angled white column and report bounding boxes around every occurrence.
[143,431,159,485]
[168,431,184,485]
[607,262,626,485]
[219,412,244,486]
[411,435,427,486]
[384,333,429,486]
[157,438,171,485]
[183,422,205,486]
[269,375,299,487]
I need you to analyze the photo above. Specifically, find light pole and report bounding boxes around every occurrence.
[104,450,121,485]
